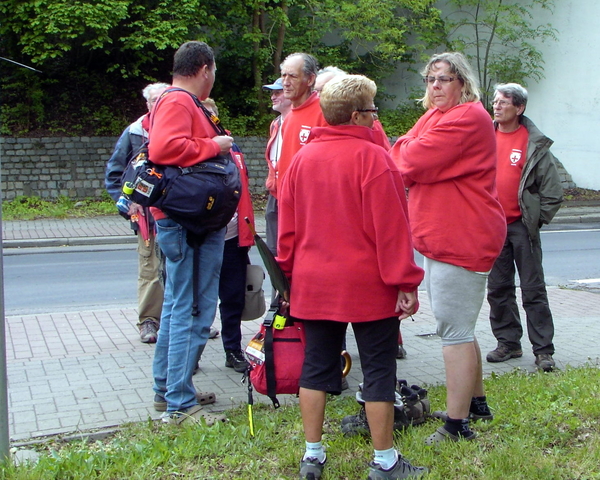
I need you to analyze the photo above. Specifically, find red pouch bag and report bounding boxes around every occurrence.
[245,314,305,408]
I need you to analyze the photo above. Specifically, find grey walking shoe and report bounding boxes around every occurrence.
[299,456,326,480]
[367,457,427,479]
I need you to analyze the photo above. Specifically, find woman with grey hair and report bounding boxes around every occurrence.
[390,52,507,444]
[278,74,426,479]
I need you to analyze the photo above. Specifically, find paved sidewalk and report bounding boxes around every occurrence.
[1,204,600,443]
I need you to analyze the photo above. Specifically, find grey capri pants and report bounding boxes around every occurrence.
[424,257,489,346]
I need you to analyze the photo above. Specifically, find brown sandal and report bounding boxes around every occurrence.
[165,405,227,426]
[153,391,216,412]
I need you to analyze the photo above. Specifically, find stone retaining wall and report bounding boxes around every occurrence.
[0,136,271,201]
[0,135,576,201]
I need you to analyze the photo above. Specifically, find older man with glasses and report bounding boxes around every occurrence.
[486,83,563,373]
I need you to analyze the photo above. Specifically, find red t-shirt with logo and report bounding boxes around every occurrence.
[496,125,529,224]
[277,92,328,193]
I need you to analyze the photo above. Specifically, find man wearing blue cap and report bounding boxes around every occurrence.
[263,77,292,255]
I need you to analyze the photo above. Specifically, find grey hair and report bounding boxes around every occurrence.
[142,82,170,102]
[494,83,528,111]
[283,52,320,79]
[419,52,480,109]
[317,65,347,77]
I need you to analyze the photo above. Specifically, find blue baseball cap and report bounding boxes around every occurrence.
[262,78,283,90]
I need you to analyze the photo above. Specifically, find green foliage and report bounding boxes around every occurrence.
[444,0,557,105]
[379,101,426,137]
[2,193,116,221]
[0,0,448,136]
[4,365,600,478]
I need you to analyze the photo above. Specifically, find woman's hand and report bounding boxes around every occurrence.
[395,290,417,321]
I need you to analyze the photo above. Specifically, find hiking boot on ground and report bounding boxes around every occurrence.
[139,318,159,343]
[535,353,555,372]
[299,456,326,480]
[399,385,429,425]
[341,406,370,436]
[486,344,523,363]
[225,350,250,373]
[342,392,412,436]
[367,457,427,479]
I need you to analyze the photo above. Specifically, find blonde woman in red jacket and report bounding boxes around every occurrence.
[391,52,506,445]
[279,75,426,480]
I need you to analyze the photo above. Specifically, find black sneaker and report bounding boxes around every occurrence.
[535,353,555,372]
[367,457,427,479]
[225,350,250,373]
[397,345,407,359]
[486,344,523,363]
[139,318,159,343]
[299,456,326,479]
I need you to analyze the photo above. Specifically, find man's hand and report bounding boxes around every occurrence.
[127,202,144,217]
[395,290,417,321]
[213,135,234,155]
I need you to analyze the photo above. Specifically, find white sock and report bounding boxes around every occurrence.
[373,447,398,470]
[303,441,326,463]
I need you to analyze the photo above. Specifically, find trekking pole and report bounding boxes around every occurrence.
[245,368,255,437]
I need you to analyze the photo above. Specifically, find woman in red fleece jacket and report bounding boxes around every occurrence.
[391,52,506,446]
[279,75,426,479]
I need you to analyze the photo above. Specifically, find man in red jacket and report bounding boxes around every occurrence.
[277,53,328,195]
[148,41,231,426]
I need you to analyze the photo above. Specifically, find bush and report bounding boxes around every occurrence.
[378,101,425,138]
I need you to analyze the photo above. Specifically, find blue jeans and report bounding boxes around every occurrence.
[152,218,225,412]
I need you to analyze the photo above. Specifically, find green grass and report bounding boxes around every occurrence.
[1,193,270,221]
[1,193,117,221]
[4,365,600,479]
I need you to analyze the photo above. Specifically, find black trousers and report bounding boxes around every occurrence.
[218,237,249,352]
[487,219,555,355]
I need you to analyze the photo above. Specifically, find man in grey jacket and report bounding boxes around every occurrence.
[486,83,563,372]
[105,82,168,343]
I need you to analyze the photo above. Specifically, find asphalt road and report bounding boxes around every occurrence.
[3,226,599,316]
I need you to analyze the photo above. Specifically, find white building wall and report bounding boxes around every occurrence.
[525,0,599,189]
[381,0,598,189]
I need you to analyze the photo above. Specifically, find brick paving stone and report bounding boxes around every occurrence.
[3,213,600,442]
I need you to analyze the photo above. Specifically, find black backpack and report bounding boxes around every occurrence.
[122,88,241,242]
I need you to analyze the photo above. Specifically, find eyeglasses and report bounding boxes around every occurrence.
[356,107,378,117]
[422,76,456,84]
[491,100,513,108]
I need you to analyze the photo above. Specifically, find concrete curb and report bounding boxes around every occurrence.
[2,236,137,249]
